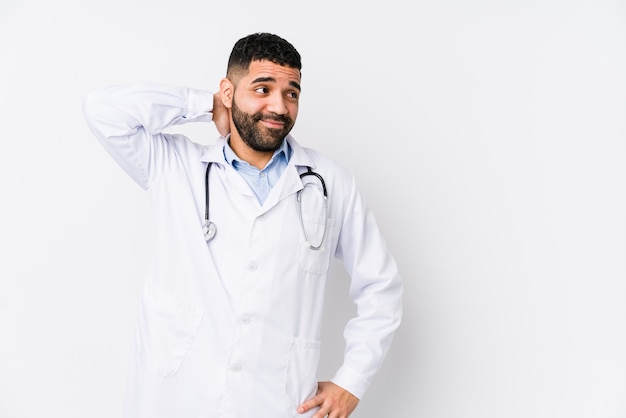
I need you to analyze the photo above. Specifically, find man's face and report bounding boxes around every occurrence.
[229,60,301,153]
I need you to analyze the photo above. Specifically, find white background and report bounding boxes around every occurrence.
[1,1,625,417]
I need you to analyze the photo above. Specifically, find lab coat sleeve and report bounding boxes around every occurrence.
[331,176,403,399]
[82,83,214,189]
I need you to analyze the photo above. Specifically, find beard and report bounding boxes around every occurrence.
[231,96,295,153]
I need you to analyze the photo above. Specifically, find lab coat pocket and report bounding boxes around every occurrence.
[298,217,334,275]
[286,336,321,417]
[133,281,204,379]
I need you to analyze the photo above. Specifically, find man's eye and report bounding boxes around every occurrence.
[255,87,269,94]
[287,91,299,99]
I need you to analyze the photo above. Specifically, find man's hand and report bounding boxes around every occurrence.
[212,92,230,137]
[297,381,359,418]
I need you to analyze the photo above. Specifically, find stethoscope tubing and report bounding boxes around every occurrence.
[203,163,217,241]
[297,167,328,250]
[203,163,328,249]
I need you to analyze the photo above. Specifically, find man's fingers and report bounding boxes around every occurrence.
[297,382,358,418]
[297,393,321,414]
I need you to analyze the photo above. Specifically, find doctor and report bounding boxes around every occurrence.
[83,32,402,418]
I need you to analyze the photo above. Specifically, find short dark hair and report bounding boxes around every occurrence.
[227,33,302,79]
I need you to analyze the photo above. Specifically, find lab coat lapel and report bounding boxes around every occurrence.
[197,142,247,313]
[260,165,302,212]
[260,136,316,211]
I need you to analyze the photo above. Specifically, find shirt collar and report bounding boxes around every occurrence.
[200,135,314,168]
[223,136,291,170]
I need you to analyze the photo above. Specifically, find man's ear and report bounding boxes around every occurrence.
[219,78,234,109]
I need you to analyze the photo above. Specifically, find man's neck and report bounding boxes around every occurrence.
[227,134,274,170]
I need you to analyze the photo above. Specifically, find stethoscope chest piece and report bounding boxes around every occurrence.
[203,221,217,242]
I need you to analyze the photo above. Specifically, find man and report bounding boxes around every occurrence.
[83,32,402,418]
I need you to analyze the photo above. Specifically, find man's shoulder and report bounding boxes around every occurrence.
[288,138,355,190]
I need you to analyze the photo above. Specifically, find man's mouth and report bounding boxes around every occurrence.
[260,118,285,129]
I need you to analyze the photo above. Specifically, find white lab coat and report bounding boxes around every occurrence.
[83,83,403,418]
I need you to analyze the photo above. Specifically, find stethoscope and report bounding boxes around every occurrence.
[203,163,328,250]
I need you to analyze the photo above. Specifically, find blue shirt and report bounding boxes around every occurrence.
[223,138,291,205]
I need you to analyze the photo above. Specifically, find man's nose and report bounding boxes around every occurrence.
[266,92,288,115]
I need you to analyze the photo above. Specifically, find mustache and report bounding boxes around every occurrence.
[254,112,292,125]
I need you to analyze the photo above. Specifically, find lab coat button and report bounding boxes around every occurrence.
[231,363,241,372]
[247,263,257,271]
[240,314,251,325]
